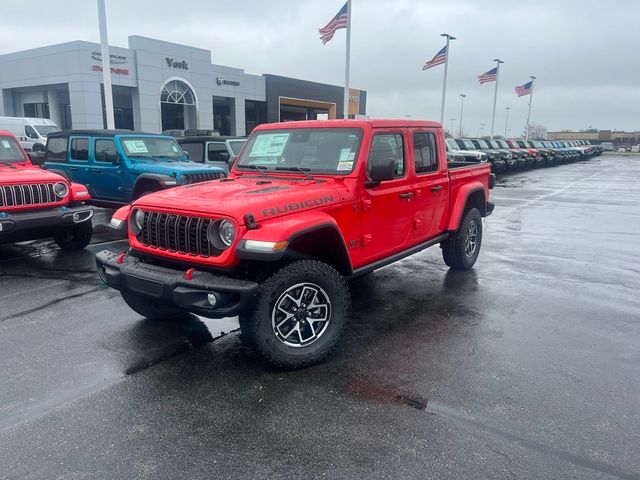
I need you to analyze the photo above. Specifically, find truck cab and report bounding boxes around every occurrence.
[97,119,494,369]
[177,136,246,171]
[0,130,94,249]
[44,130,227,205]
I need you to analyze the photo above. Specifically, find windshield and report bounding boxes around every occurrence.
[476,139,490,149]
[0,135,27,163]
[496,140,510,149]
[488,140,501,149]
[119,137,186,159]
[460,139,476,150]
[532,141,543,148]
[235,128,363,175]
[446,139,459,150]
[516,141,527,148]
[228,140,245,155]
[34,125,60,136]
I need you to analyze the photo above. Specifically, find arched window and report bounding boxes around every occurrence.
[160,80,195,105]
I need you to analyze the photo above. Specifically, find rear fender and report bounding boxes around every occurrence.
[447,182,487,231]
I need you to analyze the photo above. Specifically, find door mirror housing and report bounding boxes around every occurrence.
[111,153,122,165]
[365,157,396,188]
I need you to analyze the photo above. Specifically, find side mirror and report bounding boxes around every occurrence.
[365,157,396,188]
[227,155,236,167]
[184,151,190,159]
[220,151,230,163]
[111,154,122,165]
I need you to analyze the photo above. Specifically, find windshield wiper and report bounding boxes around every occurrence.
[275,166,316,181]
[236,164,269,177]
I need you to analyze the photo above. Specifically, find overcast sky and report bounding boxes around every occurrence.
[1,0,638,134]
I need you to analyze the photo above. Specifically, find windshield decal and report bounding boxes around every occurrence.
[123,140,149,154]
[250,133,290,157]
[1,140,10,148]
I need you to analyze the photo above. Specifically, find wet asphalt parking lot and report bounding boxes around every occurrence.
[0,155,639,480]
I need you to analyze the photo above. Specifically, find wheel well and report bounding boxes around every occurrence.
[133,179,162,199]
[285,226,352,276]
[465,189,486,216]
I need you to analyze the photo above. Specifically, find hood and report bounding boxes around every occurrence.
[128,158,224,178]
[0,163,68,184]
[134,175,347,224]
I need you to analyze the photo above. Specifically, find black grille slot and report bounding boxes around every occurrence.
[183,172,224,185]
[138,211,218,257]
[0,183,58,208]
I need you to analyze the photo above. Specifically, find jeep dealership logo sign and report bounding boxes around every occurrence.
[166,57,189,70]
[216,77,240,87]
[90,51,127,65]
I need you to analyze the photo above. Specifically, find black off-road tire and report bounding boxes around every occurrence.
[442,208,483,270]
[53,220,93,251]
[241,260,350,369]
[120,291,187,321]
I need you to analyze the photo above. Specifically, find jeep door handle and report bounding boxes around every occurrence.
[431,185,443,192]
[89,168,101,173]
[399,192,415,199]
[69,167,78,171]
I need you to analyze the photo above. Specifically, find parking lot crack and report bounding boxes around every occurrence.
[0,287,100,322]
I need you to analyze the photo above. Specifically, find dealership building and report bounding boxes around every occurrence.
[0,36,366,136]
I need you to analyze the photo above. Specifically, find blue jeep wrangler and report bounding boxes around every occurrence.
[44,130,225,205]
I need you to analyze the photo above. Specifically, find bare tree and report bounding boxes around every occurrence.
[524,123,548,140]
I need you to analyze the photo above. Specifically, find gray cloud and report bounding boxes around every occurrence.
[1,0,638,133]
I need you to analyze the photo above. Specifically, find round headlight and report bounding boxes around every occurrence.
[218,220,236,247]
[131,209,145,235]
[53,182,68,198]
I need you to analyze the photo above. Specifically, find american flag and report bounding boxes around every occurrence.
[422,45,447,70]
[515,81,533,97]
[477,67,497,84]
[319,2,349,45]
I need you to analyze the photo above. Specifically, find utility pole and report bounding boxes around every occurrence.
[439,33,456,124]
[97,0,115,129]
[490,58,504,139]
[480,122,486,137]
[504,107,510,138]
[525,75,536,140]
[449,118,456,135]
[343,0,352,119]
[459,94,466,137]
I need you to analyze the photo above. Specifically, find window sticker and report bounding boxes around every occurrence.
[249,133,290,157]
[337,161,353,171]
[348,152,356,161]
[339,148,351,161]
[171,144,179,152]
[1,140,10,148]
[123,140,149,153]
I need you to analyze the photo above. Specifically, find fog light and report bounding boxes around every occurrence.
[73,212,80,222]
[207,293,218,307]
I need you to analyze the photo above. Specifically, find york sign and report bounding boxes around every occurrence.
[166,57,189,70]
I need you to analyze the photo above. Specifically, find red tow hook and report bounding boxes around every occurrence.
[185,268,195,280]
[117,252,127,264]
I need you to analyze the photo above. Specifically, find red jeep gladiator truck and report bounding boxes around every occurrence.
[0,131,94,249]
[96,120,494,368]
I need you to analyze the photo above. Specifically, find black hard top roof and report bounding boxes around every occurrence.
[48,129,166,138]
[177,136,246,142]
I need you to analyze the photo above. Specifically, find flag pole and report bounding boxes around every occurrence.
[343,0,352,119]
[490,58,503,139]
[525,75,536,140]
[97,0,115,130]
[439,33,456,125]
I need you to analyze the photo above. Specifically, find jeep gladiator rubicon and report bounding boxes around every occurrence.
[0,131,94,249]
[96,120,495,368]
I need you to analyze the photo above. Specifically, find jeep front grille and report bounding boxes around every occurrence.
[0,183,57,208]
[181,172,224,185]
[139,212,218,257]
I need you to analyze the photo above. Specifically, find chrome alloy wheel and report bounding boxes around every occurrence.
[464,221,478,257]
[271,283,332,347]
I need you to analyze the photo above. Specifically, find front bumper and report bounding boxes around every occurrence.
[0,205,93,243]
[95,250,259,319]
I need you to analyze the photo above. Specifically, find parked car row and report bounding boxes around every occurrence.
[446,138,603,173]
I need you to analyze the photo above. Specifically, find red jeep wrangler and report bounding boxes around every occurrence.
[96,120,494,368]
[0,131,94,250]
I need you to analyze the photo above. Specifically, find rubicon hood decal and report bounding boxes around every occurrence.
[261,195,335,217]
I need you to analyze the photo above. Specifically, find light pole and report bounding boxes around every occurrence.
[490,58,504,139]
[459,94,466,137]
[449,118,456,135]
[97,0,115,129]
[439,33,456,124]
[525,75,536,140]
[480,122,486,137]
[504,107,510,139]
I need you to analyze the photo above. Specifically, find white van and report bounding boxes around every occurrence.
[0,116,60,152]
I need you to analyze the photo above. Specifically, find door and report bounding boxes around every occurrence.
[205,142,231,169]
[67,137,92,187]
[89,138,125,201]
[361,132,414,260]
[411,131,449,240]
